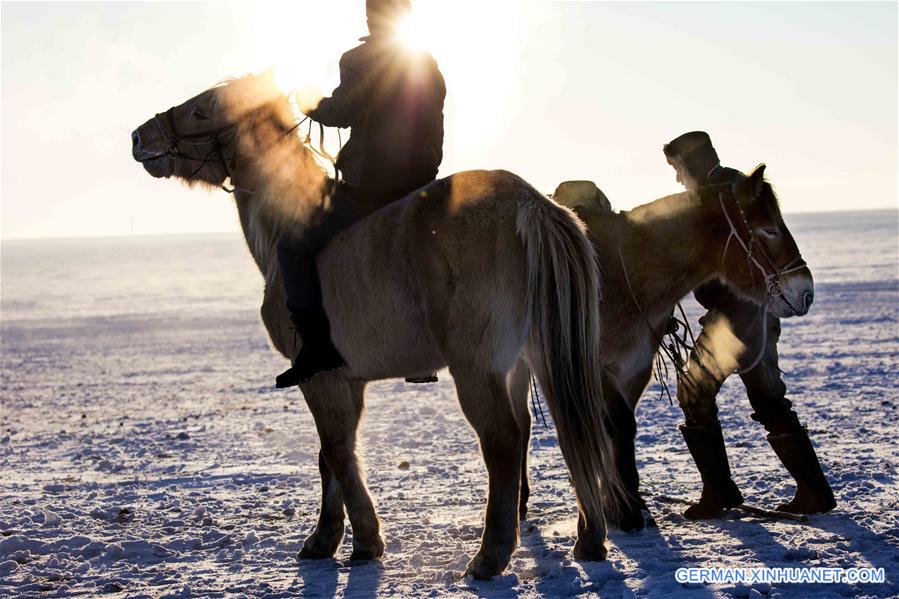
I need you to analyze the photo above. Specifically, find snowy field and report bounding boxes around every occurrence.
[1,209,897,598]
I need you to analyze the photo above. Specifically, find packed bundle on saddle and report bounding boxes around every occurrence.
[551,180,613,215]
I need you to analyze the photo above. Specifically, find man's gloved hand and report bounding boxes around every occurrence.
[292,84,325,117]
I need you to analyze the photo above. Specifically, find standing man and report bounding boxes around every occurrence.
[276,0,445,387]
[663,131,836,519]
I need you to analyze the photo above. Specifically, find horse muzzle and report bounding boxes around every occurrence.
[769,270,814,318]
[131,124,173,178]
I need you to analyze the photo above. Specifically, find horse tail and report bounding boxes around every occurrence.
[516,194,628,522]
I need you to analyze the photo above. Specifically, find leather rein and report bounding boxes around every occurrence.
[147,106,341,195]
[148,106,241,193]
[619,181,808,382]
[718,182,807,306]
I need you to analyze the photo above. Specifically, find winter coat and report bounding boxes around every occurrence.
[308,36,446,193]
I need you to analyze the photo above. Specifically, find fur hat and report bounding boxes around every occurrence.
[663,131,720,178]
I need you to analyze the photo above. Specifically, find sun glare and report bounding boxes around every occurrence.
[252,1,524,163]
[395,12,428,53]
[392,0,524,146]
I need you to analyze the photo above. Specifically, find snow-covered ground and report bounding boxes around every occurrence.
[1,210,897,597]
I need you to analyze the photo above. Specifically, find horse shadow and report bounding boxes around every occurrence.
[658,504,899,597]
[289,554,385,598]
[805,513,899,595]
[605,520,718,598]
[705,512,794,567]
[343,559,386,599]
[460,516,717,598]
[290,557,339,598]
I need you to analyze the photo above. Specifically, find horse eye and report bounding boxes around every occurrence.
[191,108,210,121]
[761,227,780,238]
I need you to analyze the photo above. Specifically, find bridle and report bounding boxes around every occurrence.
[618,180,811,383]
[147,106,241,193]
[144,103,341,195]
[718,182,807,305]
[716,181,808,372]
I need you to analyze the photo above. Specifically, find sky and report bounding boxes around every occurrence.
[1,1,896,240]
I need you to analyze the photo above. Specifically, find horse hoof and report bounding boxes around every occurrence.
[573,538,608,562]
[465,552,503,580]
[298,545,336,560]
[611,507,645,533]
[349,537,385,562]
[348,549,383,562]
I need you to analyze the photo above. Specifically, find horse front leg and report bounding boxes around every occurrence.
[297,450,346,559]
[600,373,645,531]
[300,377,384,561]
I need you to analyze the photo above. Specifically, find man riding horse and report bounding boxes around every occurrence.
[275,0,446,387]
[664,131,836,518]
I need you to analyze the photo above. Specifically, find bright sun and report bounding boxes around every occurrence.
[395,11,428,52]
[253,1,523,161]
[393,2,521,78]
[390,0,525,144]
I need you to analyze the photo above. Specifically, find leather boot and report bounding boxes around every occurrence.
[276,308,347,388]
[766,427,836,514]
[680,423,743,519]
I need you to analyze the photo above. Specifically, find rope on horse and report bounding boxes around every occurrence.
[297,116,343,181]
[530,372,548,428]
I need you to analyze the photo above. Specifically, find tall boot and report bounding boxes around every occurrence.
[766,425,836,514]
[275,307,347,388]
[680,423,744,520]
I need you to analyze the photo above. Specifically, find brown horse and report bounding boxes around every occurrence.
[552,170,814,529]
[130,72,627,579]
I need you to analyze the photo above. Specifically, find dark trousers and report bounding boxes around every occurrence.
[276,181,427,321]
[677,284,795,433]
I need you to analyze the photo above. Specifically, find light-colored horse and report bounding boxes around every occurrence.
[131,73,627,579]
[552,172,814,529]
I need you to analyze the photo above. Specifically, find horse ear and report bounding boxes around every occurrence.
[748,163,766,197]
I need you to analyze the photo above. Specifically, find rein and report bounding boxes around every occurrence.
[717,182,808,373]
[616,245,696,404]
[301,118,342,180]
[147,104,342,197]
[150,107,241,194]
[619,182,809,393]
[718,183,807,306]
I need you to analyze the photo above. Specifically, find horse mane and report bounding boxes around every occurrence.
[212,74,331,280]
[625,188,701,226]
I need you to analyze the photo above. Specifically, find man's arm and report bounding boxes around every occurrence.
[307,54,366,128]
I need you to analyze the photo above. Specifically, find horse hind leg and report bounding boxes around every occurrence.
[299,377,384,561]
[450,364,523,580]
[509,358,532,521]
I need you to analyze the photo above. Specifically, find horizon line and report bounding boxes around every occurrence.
[1,206,896,244]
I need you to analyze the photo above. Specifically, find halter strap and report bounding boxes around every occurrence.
[148,106,242,193]
[718,182,808,372]
[718,183,807,301]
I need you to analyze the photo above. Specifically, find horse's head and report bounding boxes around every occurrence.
[714,164,814,317]
[131,70,294,189]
